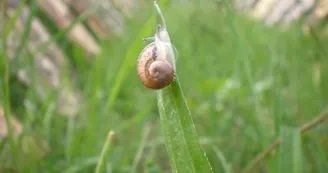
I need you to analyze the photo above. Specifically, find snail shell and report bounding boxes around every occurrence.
[137,42,174,89]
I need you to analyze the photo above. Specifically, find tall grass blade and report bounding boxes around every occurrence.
[157,77,213,172]
[213,146,233,173]
[131,124,152,173]
[95,131,115,173]
[278,126,303,173]
[1,0,17,165]
[13,0,37,61]
[4,0,28,37]
[150,1,213,172]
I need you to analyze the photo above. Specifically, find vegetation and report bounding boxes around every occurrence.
[1,0,328,172]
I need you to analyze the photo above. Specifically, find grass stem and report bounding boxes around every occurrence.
[1,0,17,165]
[95,131,115,173]
[131,124,151,173]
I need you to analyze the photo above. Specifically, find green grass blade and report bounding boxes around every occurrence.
[43,102,56,141]
[1,0,17,165]
[307,138,328,173]
[12,0,37,62]
[278,126,303,173]
[131,124,152,173]
[95,131,115,173]
[292,130,302,173]
[4,0,28,37]
[63,157,98,173]
[213,146,233,173]
[157,77,213,173]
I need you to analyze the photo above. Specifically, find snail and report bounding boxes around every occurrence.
[137,24,176,90]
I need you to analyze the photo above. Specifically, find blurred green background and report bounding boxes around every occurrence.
[1,0,328,172]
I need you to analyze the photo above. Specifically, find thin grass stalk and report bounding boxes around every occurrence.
[131,124,151,173]
[13,0,37,61]
[95,131,115,173]
[1,0,17,165]
[4,0,28,37]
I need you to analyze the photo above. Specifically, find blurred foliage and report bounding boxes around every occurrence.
[1,0,328,172]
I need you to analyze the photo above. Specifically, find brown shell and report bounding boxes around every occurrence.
[137,43,174,89]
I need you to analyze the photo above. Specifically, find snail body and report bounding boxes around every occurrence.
[137,25,176,89]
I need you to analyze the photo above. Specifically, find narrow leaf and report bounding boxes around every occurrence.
[213,147,233,173]
[157,77,213,173]
[278,126,303,173]
[307,138,328,173]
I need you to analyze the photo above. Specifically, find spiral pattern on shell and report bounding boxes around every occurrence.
[137,43,174,89]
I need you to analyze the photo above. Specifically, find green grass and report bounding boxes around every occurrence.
[1,0,328,172]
